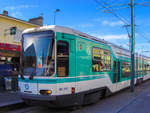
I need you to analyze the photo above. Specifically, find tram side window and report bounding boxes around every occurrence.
[144,63,146,75]
[146,64,150,71]
[148,64,150,71]
[92,47,111,72]
[122,62,130,77]
[144,64,150,71]
[57,41,69,77]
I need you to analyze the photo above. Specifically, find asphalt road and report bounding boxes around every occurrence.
[71,80,150,113]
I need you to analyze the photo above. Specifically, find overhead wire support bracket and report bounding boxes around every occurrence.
[123,25,131,38]
[94,0,129,25]
[135,1,150,6]
[102,7,130,13]
[97,3,130,9]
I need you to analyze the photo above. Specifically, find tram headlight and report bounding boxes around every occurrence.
[40,90,52,95]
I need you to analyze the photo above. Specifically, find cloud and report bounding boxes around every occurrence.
[10,11,24,18]
[3,5,38,19]
[92,34,128,40]
[64,23,94,29]
[135,43,150,48]
[102,34,128,40]
[135,43,150,55]
[5,5,38,11]
[78,23,94,28]
[93,18,102,22]
[102,20,124,27]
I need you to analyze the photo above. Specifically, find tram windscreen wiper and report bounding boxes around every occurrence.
[29,72,35,80]
[20,63,25,80]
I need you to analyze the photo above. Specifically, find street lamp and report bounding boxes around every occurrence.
[53,9,60,25]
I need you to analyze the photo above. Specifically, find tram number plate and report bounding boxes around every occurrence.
[24,90,32,93]
[24,84,32,93]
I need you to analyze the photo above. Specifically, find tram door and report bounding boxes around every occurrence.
[56,33,76,96]
[113,61,120,83]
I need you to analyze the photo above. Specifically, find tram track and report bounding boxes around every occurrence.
[0,103,29,113]
[0,103,74,113]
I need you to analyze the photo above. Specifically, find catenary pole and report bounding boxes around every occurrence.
[130,0,135,92]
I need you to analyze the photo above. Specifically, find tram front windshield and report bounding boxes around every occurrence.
[22,31,55,76]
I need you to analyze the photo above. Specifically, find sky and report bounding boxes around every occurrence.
[1,0,150,56]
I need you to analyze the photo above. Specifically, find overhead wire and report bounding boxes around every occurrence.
[94,0,130,25]
[94,0,150,43]
[135,28,150,42]
[94,0,132,42]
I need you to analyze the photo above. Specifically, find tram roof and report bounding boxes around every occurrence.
[23,25,150,59]
[23,25,129,50]
[23,25,109,44]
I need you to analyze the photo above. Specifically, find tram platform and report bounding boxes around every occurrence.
[0,91,23,108]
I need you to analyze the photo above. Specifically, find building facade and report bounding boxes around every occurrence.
[0,11,41,71]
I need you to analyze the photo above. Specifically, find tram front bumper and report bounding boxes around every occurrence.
[18,92,56,101]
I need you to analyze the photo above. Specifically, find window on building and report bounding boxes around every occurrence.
[92,47,111,72]
[122,62,130,77]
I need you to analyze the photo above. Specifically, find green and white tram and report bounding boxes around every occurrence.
[18,25,150,107]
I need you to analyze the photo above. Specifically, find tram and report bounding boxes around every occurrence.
[18,25,150,107]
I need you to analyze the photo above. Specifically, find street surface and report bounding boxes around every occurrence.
[72,80,150,113]
[1,80,150,113]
